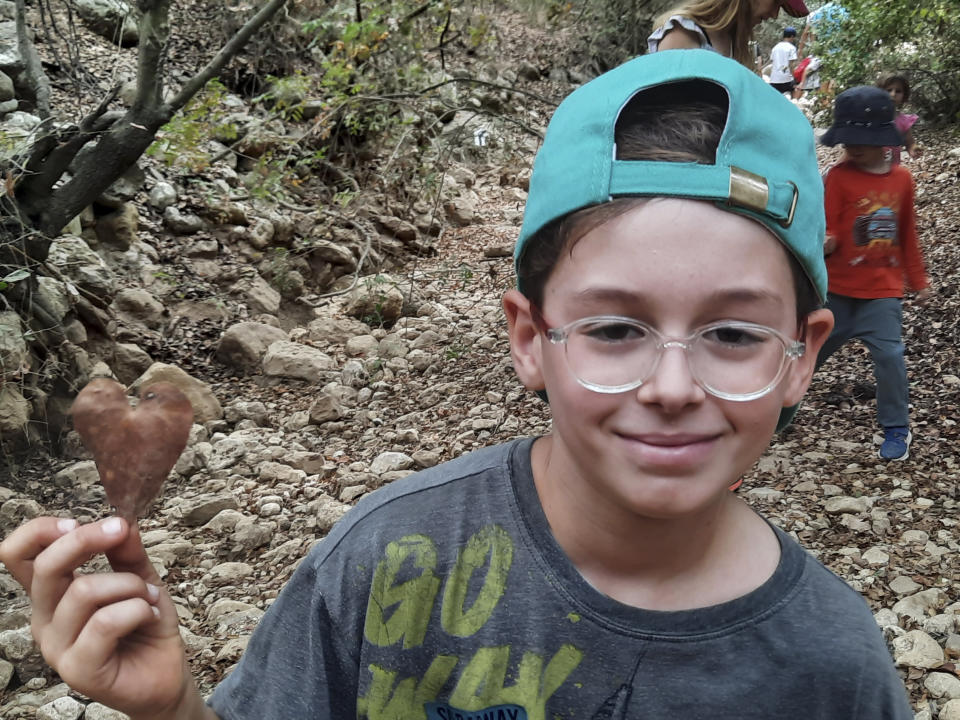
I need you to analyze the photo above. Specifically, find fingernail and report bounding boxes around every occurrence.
[146,583,160,601]
[151,605,160,617]
[57,518,77,534]
[102,517,123,536]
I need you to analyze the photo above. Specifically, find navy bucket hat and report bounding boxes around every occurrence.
[821,86,904,147]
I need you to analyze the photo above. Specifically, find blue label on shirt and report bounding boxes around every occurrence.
[425,702,528,720]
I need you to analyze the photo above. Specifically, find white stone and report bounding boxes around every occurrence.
[862,547,890,566]
[889,576,922,595]
[893,588,949,622]
[824,496,872,514]
[943,700,960,720]
[36,695,84,720]
[925,672,960,699]
[206,562,254,583]
[262,341,334,381]
[874,608,899,628]
[370,451,415,474]
[892,629,944,668]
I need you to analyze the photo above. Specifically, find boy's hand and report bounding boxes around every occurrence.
[914,287,932,305]
[908,143,924,158]
[0,517,211,720]
[823,234,837,255]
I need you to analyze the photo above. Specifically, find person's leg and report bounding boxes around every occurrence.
[858,297,909,428]
[815,293,857,370]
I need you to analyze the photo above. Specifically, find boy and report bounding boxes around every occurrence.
[0,52,913,719]
[818,85,931,461]
[769,26,799,95]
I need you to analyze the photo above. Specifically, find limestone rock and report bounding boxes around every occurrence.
[163,206,205,234]
[47,235,116,303]
[113,288,165,329]
[262,341,334,381]
[0,311,28,380]
[892,629,944,668]
[149,181,177,210]
[230,272,281,315]
[925,672,960,699]
[942,700,960,720]
[172,493,240,526]
[95,202,139,249]
[306,316,371,345]
[84,702,131,720]
[216,322,287,370]
[132,363,222,422]
[889,576,922,595]
[344,274,405,325]
[893,588,949,623]
[74,0,139,45]
[0,385,30,435]
[308,391,344,424]
[112,342,154,385]
[370,451,415,474]
[36,695,84,720]
[823,496,872,514]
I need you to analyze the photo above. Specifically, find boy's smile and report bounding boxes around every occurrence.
[506,199,831,524]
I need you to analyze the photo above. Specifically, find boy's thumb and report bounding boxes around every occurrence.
[105,521,162,584]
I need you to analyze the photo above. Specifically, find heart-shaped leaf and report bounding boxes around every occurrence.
[71,378,194,521]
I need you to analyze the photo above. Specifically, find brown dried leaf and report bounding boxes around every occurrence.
[71,379,193,522]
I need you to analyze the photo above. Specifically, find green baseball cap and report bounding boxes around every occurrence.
[515,50,826,431]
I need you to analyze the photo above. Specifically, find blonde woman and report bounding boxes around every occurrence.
[649,0,809,68]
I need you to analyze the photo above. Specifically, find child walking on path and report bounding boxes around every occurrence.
[878,73,922,163]
[818,85,932,461]
[0,52,913,720]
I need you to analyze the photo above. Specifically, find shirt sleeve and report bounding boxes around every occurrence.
[208,549,361,720]
[897,171,929,291]
[647,15,712,53]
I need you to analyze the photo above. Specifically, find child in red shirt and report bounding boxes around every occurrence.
[818,86,931,461]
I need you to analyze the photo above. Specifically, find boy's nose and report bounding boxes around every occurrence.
[635,346,705,411]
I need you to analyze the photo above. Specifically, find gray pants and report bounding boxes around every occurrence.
[816,294,909,428]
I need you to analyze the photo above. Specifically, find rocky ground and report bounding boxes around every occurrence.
[3,3,960,719]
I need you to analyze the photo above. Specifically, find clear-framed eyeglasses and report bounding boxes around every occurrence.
[532,308,806,402]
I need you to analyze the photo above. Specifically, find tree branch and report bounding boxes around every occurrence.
[134,0,170,110]
[166,0,288,114]
[15,0,52,118]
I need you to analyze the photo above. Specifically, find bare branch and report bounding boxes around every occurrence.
[134,0,170,110]
[166,0,288,114]
[15,0,52,118]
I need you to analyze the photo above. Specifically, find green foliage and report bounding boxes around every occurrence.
[255,72,314,121]
[813,0,960,124]
[147,79,239,171]
[0,268,30,292]
[299,2,499,152]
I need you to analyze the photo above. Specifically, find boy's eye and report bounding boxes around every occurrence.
[581,321,647,343]
[702,325,767,347]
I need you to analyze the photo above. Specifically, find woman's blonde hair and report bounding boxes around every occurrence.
[654,0,756,67]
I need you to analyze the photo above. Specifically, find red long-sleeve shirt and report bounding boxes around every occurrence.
[824,160,928,298]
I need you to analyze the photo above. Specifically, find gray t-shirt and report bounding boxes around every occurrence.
[210,438,912,719]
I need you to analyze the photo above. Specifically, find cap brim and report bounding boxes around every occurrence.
[781,0,809,17]
[819,125,903,148]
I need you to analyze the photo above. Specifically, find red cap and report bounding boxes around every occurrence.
[781,0,810,17]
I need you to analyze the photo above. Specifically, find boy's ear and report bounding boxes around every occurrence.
[783,308,835,406]
[502,289,546,391]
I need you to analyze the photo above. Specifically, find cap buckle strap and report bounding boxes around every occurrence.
[728,167,798,228]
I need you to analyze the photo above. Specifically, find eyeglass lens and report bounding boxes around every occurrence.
[562,319,790,398]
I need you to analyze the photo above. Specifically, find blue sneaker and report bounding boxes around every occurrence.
[879,427,912,461]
